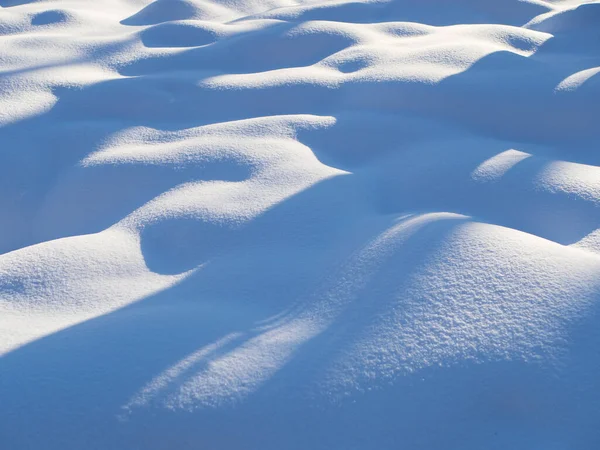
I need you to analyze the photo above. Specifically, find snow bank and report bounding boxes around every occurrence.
[1,0,599,449]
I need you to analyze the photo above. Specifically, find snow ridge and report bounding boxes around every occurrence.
[1,1,600,449]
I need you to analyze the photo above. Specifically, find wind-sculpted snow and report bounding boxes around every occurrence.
[1,1,600,449]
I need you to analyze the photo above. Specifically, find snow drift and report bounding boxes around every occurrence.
[1,0,599,449]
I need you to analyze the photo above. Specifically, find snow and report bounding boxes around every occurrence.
[1,0,599,449]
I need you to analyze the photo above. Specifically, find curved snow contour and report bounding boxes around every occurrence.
[1,1,600,449]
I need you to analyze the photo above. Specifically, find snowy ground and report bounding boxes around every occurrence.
[1,0,600,448]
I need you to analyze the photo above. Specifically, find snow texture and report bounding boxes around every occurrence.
[1,0,600,449]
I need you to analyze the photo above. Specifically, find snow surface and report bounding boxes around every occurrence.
[1,0,600,448]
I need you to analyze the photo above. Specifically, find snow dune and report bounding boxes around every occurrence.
[1,0,599,448]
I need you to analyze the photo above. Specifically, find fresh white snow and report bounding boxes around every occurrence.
[1,0,599,449]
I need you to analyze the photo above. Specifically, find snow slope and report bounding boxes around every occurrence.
[1,0,600,448]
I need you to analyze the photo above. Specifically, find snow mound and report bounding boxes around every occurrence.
[121,0,227,25]
[528,2,600,33]
[1,0,600,449]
